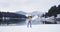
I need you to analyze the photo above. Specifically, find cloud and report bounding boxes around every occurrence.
[0,0,60,12]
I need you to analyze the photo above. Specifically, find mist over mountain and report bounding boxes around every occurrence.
[16,11,45,17]
[31,11,45,17]
[16,11,27,15]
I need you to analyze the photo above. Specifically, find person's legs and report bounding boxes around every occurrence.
[27,21,29,27]
[30,21,31,28]
[29,21,31,28]
[27,21,32,28]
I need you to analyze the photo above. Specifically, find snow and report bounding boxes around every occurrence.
[0,25,60,32]
[56,14,60,18]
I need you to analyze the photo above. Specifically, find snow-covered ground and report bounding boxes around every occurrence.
[0,24,60,32]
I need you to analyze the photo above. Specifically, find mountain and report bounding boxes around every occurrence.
[31,11,45,17]
[16,11,27,15]
[0,12,27,24]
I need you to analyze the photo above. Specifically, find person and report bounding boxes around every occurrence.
[27,14,32,28]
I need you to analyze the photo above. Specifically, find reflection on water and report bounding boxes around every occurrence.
[0,17,26,26]
[0,17,60,26]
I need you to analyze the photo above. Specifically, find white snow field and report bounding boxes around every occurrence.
[0,25,60,32]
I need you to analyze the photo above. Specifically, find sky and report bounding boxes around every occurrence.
[0,0,60,12]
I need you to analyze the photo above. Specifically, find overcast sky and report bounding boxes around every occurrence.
[0,0,60,12]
